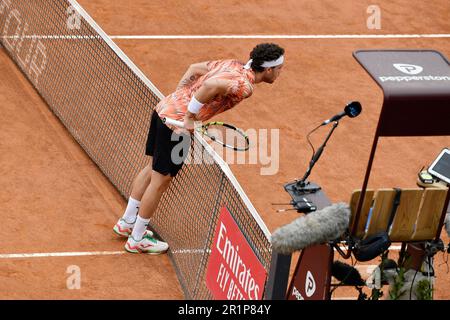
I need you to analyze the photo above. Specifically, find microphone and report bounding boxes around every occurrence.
[321,101,362,125]
[271,202,350,254]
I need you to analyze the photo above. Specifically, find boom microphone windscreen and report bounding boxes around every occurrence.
[271,202,350,254]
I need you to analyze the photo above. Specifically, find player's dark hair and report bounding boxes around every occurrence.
[249,43,285,72]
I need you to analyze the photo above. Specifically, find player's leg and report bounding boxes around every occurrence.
[113,111,159,237]
[124,111,186,254]
[113,161,154,237]
[134,170,172,221]
[130,160,154,200]
[125,171,172,254]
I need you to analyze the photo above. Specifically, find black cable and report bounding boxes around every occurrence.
[438,250,449,273]
[445,252,449,273]
[306,124,322,162]
[428,256,435,299]
[409,256,434,300]
[409,268,420,300]
[429,256,435,275]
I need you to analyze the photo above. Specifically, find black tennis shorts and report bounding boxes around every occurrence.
[145,112,191,177]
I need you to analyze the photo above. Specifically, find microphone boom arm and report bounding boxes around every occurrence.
[283,101,361,212]
[295,120,340,190]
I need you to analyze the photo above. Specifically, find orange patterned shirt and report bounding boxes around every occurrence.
[155,59,255,126]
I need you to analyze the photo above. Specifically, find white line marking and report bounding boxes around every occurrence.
[0,251,126,259]
[2,34,450,41]
[108,34,450,40]
[0,245,402,259]
[0,35,101,40]
[0,248,213,259]
[335,245,402,251]
[355,264,378,274]
[172,249,210,254]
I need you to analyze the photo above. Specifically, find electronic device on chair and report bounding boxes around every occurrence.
[418,167,435,184]
[427,148,450,184]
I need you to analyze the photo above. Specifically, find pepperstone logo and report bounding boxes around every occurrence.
[305,271,316,298]
[379,63,450,83]
[393,63,423,75]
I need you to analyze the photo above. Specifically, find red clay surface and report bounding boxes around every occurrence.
[0,49,183,299]
[1,0,449,299]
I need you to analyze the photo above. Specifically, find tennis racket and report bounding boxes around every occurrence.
[163,117,250,151]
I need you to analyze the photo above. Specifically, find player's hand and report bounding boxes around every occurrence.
[173,127,190,135]
[183,116,195,132]
[173,116,194,135]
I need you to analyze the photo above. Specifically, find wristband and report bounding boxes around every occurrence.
[187,95,204,114]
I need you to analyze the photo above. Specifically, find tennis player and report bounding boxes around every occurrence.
[113,43,285,254]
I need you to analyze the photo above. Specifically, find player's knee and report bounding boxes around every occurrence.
[157,176,172,193]
[145,164,154,177]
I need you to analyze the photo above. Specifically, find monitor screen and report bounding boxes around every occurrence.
[428,148,450,184]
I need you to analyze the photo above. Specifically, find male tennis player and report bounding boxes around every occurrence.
[113,43,285,254]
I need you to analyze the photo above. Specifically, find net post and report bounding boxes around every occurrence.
[264,251,292,300]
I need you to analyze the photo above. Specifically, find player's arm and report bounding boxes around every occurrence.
[176,62,209,91]
[183,78,231,130]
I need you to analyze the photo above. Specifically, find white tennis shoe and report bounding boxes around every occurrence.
[125,234,169,255]
[113,218,154,238]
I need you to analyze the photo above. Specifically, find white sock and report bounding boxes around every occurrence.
[131,215,150,241]
[121,197,141,224]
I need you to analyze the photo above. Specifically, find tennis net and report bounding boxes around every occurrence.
[0,0,271,299]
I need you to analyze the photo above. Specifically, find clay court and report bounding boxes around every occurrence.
[0,0,449,299]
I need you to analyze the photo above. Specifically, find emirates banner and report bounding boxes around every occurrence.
[206,206,267,300]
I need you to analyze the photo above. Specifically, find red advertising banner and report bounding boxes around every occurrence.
[205,206,267,300]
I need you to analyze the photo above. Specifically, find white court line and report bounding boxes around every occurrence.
[0,249,211,259]
[0,251,126,259]
[108,34,450,40]
[0,243,402,259]
[2,34,450,40]
[0,35,101,40]
[335,245,402,251]
[173,249,210,254]
[355,264,378,275]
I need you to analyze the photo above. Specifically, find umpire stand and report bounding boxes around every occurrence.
[265,50,450,300]
[346,50,450,270]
